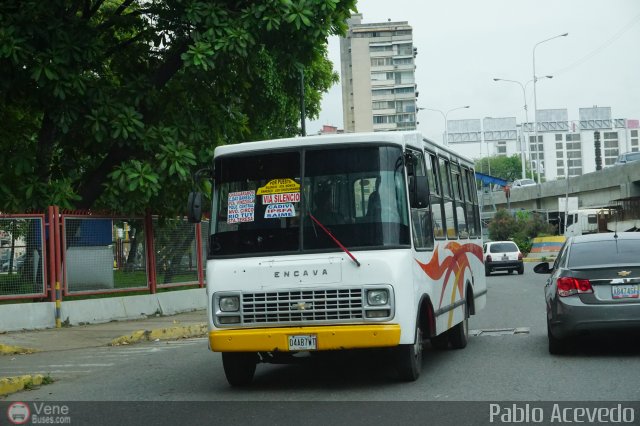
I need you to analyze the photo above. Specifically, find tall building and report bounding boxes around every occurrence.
[340,14,417,132]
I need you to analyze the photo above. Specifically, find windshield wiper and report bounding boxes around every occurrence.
[308,213,361,267]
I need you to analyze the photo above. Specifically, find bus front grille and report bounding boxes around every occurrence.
[242,288,364,324]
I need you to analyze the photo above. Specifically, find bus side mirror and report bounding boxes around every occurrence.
[187,192,203,223]
[409,176,429,208]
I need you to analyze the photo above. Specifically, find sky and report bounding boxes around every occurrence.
[306,0,640,142]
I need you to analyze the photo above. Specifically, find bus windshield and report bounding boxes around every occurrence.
[210,144,410,256]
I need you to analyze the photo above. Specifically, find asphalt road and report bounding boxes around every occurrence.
[4,263,640,405]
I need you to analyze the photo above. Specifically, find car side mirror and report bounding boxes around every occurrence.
[533,262,552,274]
[187,191,203,223]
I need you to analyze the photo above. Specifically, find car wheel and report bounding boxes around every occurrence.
[396,321,423,381]
[449,302,469,349]
[509,269,515,274]
[547,325,569,355]
[222,352,258,386]
[518,265,524,275]
[485,265,491,276]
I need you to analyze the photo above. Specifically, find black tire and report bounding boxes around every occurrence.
[222,352,258,386]
[509,269,515,274]
[430,333,449,350]
[547,325,569,355]
[518,265,524,275]
[396,322,423,381]
[449,303,469,349]
[485,265,491,276]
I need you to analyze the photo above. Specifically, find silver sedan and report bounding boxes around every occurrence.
[533,232,640,354]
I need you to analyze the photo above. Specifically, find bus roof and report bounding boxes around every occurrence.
[213,131,475,166]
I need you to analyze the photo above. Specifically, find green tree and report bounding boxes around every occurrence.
[0,0,356,216]
[488,209,556,255]
[476,154,541,183]
[487,208,517,241]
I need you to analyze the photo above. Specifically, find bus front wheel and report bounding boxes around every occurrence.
[222,352,258,386]
[395,322,423,381]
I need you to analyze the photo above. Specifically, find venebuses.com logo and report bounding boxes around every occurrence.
[6,402,72,424]
[7,402,30,425]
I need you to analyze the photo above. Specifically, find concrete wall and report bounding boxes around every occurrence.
[0,288,206,332]
[490,162,640,212]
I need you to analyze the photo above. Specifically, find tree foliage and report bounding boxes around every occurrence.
[0,0,356,215]
[476,154,540,183]
[488,208,557,255]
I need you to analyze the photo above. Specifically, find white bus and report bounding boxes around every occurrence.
[188,131,487,386]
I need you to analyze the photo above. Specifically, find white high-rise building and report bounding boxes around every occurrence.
[340,14,417,133]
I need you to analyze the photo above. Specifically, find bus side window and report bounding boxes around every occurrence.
[408,148,434,250]
[452,163,469,239]
[439,157,458,239]
[461,167,477,238]
[428,153,446,239]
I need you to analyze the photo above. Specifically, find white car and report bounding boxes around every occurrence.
[483,241,524,276]
[512,178,536,188]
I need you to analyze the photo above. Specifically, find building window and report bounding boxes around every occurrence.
[630,129,639,151]
[371,57,393,67]
[603,131,619,166]
[372,88,394,96]
[395,86,414,94]
[393,58,413,65]
[555,134,563,141]
[395,100,415,113]
[496,141,507,155]
[373,115,395,124]
[396,43,413,55]
[372,101,395,110]
[370,45,393,52]
[394,71,414,84]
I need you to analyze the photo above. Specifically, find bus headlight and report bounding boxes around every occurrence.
[219,296,240,312]
[367,289,389,306]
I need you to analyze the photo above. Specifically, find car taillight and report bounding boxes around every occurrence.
[556,277,593,297]
[486,255,492,262]
[518,253,523,260]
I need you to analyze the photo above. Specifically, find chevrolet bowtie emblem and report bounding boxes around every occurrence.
[618,271,632,277]
[291,302,312,311]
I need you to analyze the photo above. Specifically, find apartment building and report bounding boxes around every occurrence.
[340,14,417,132]
[447,107,639,182]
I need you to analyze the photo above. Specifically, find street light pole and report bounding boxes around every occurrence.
[419,105,470,145]
[532,32,568,184]
[493,76,553,180]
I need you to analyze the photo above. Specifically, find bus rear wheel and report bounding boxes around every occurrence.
[222,352,258,386]
[449,303,469,349]
[396,322,423,381]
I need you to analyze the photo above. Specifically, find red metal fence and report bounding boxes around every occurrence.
[0,208,206,302]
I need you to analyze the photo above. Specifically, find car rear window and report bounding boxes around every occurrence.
[569,239,640,267]
[490,242,518,253]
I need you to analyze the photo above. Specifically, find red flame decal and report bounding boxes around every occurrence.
[415,243,483,308]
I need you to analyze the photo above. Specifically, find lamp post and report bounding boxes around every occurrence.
[419,105,470,145]
[481,117,493,176]
[533,32,568,184]
[493,76,553,180]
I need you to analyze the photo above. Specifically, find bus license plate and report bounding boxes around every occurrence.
[612,284,640,299]
[288,335,317,351]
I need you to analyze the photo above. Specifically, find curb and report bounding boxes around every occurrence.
[110,323,207,346]
[0,374,44,396]
[0,344,37,356]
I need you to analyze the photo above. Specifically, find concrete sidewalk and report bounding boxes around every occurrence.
[0,309,208,354]
[0,310,208,396]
